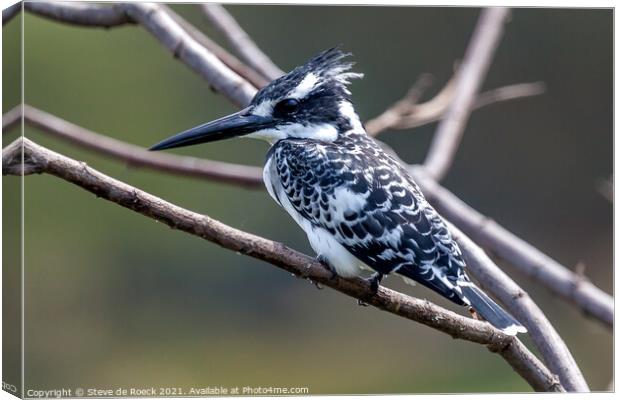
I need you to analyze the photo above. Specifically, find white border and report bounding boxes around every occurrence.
[0,1,615,400]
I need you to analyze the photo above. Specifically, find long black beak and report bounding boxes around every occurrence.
[149,108,274,151]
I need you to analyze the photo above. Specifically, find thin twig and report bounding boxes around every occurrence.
[474,82,546,109]
[2,1,21,25]
[365,79,545,136]
[201,3,284,81]
[424,8,511,180]
[365,73,435,136]
[2,137,564,393]
[410,166,613,329]
[2,104,21,131]
[4,105,263,188]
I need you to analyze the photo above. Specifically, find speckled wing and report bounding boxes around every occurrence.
[271,135,468,305]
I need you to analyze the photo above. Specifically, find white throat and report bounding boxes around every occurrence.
[247,122,338,144]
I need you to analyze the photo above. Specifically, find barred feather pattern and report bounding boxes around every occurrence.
[265,131,469,305]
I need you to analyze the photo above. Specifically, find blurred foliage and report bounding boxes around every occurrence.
[2,5,612,393]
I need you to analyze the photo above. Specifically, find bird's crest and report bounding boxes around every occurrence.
[302,47,364,90]
[253,47,363,104]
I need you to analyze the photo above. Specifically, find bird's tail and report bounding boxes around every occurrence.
[459,282,527,336]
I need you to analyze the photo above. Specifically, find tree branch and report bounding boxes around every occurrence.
[2,1,21,25]
[4,105,263,188]
[24,2,133,27]
[201,3,284,81]
[474,82,546,108]
[161,5,269,88]
[380,162,588,391]
[365,73,436,136]
[2,104,22,131]
[25,2,259,107]
[2,137,564,393]
[23,3,542,156]
[443,218,588,391]
[120,3,255,107]
[423,7,511,180]
[410,166,613,328]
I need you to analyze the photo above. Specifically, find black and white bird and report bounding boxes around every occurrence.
[150,48,526,335]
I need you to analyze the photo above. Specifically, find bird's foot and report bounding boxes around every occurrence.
[365,272,384,295]
[357,273,384,306]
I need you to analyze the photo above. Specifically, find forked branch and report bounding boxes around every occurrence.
[2,137,563,393]
[365,79,546,136]
[423,7,511,180]
[442,218,588,391]
[411,167,613,329]
[23,2,545,134]
[162,5,269,88]
[24,2,258,106]
[201,3,284,81]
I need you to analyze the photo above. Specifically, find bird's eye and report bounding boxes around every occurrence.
[274,98,300,116]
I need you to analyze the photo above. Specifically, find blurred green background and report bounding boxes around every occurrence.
[3,4,612,394]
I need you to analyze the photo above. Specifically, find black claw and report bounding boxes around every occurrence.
[328,270,338,281]
[366,272,384,295]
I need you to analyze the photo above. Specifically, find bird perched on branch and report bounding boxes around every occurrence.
[150,47,526,335]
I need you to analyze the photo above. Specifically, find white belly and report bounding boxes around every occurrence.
[263,157,364,278]
[303,223,364,278]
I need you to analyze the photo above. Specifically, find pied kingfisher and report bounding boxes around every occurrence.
[151,48,526,335]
